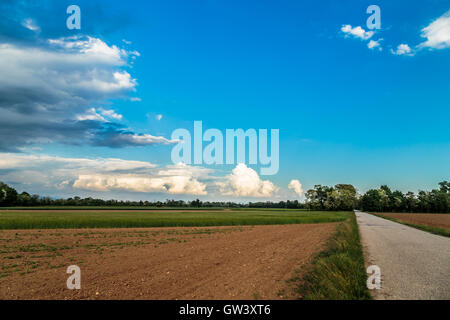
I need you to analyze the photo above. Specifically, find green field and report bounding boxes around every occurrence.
[0,209,350,229]
[1,206,245,211]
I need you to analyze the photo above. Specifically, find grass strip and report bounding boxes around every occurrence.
[0,210,350,229]
[296,213,371,300]
[370,213,450,238]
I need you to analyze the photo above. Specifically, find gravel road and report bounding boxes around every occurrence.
[356,211,450,300]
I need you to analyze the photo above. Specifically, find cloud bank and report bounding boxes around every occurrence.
[0,35,174,151]
[0,154,288,199]
[0,154,209,196]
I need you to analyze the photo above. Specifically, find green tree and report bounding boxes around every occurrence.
[0,182,18,206]
[359,189,382,212]
[306,185,333,210]
[334,184,357,210]
[404,192,417,212]
[191,199,202,207]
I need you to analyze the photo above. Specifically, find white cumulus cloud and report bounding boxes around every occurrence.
[341,25,374,40]
[391,43,413,55]
[73,174,207,195]
[288,180,303,197]
[217,163,279,198]
[368,39,382,50]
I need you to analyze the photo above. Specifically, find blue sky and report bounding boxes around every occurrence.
[0,0,449,201]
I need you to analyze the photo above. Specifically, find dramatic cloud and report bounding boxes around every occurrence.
[0,154,208,196]
[217,164,278,198]
[391,43,413,56]
[76,108,107,122]
[0,35,172,151]
[341,25,374,40]
[288,179,303,197]
[94,131,179,148]
[0,154,156,172]
[418,10,450,49]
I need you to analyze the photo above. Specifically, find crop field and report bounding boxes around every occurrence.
[0,209,350,229]
[0,209,356,299]
[375,213,450,237]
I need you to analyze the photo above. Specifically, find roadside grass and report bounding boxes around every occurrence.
[370,213,450,238]
[0,210,350,229]
[294,213,371,300]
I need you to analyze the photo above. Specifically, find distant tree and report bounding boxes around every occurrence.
[305,185,333,210]
[0,180,447,212]
[17,192,32,206]
[417,191,431,212]
[306,184,357,211]
[286,200,300,209]
[391,190,405,212]
[358,181,449,213]
[0,182,18,206]
[0,186,6,203]
[333,184,358,210]
[359,189,382,212]
[438,181,450,193]
[191,199,202,207]
[404,192,417,212]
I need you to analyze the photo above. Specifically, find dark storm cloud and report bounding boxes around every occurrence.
[92,124,179,148]
[0,119,101,152]
[0,2,175,151]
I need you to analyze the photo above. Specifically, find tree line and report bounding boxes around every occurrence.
[305,181,449,213]
[0,181,305,209]
[0,180,448,212]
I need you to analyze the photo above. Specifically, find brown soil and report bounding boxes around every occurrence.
[378,213,450,231]
[0,223,337,300]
